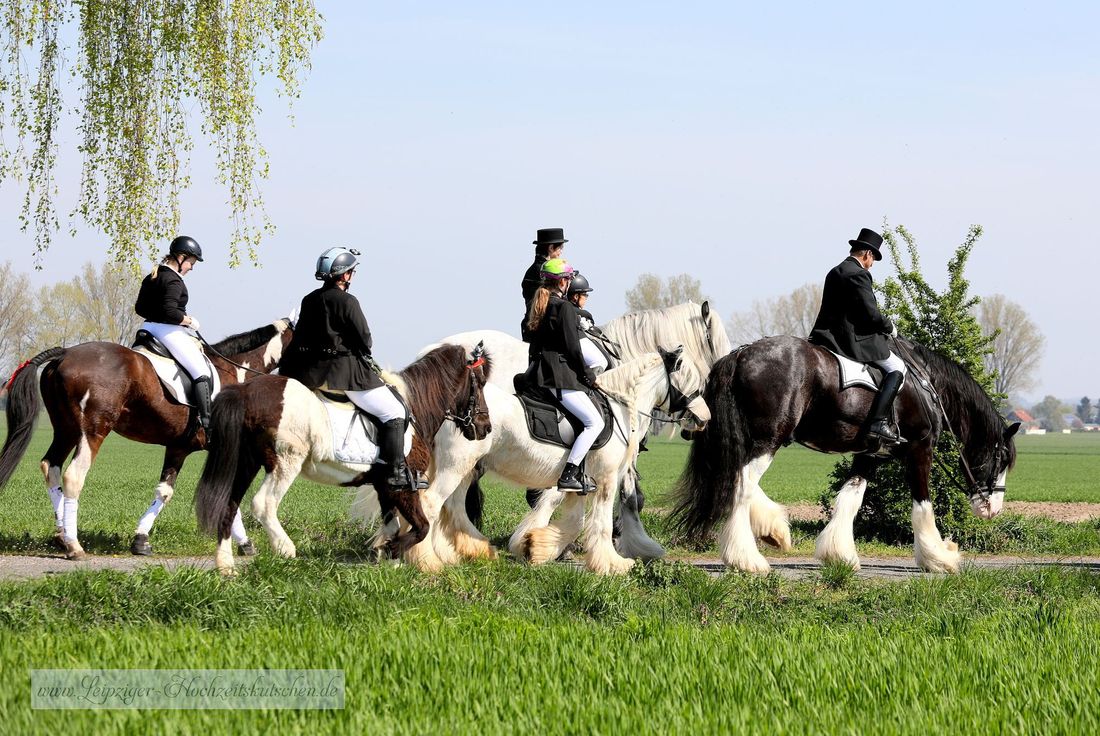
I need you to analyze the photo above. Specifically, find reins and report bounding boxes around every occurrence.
[195,319,290,378]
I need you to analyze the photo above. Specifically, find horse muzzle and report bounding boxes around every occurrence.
[970,489,1005,520]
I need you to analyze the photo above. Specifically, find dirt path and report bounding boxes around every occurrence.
[785,501,1100,523]
[3,552,1100,582]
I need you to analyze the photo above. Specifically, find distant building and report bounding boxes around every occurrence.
[1062,413,1085,430]
[1007,408,1041,431]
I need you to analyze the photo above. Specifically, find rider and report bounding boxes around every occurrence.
[525,258,604,491]
[521,228,567,344]
[808,227,908,445]
[134,235,211,434]
[567,272,610,374]
[280,247,413,490]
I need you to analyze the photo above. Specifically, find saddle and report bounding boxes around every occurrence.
[316,386,412,466]
[512,375,615,451]
[826,349,888,392]
[130,329,220,406]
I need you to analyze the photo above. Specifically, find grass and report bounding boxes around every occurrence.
[1,559,1099,733]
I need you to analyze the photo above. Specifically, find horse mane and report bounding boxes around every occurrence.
[600,301,731,376]
[210,319,286,358]
[906,340,1012,465]
[386,343,492,452]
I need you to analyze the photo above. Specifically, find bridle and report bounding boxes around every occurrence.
[445,342,491,431]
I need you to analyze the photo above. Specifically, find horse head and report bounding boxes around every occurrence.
[657,345,710,434]
[456,341,493,441]
[966,421,1020,519]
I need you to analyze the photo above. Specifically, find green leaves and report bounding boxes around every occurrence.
[0,0,324,271]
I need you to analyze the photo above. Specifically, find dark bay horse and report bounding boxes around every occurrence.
[673,335,1019,573]
[0,319,294,559]
[194,343,492,574]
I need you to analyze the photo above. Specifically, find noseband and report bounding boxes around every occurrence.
[445,347,490,431]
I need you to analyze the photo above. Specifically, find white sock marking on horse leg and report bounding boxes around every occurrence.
[48,486,64,527]
[912,500,962,573]
[815,477,866,569]
[135,499,165,536]
[508,487,563,558]
[215,536,236,574]
[230,509,250,544]
[719,456,771,573]
[744,455,790,550]
[582,473,635,575]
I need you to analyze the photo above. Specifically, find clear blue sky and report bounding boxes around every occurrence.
[3,1,1098,402]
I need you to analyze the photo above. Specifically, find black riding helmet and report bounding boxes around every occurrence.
[568,272,593,295]
[315,247,361,281]
[169,235,204,262]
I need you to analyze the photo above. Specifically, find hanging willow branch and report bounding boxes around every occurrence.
[0,0,323,270]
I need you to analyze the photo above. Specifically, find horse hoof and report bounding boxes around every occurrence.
[237,540,258,557]
[130,534,153,556]
[64,542,86,561]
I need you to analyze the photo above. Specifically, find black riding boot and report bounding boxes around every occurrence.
[378,418,413,490]
[866,371,905,445]
[557,462,584,491]
[192,375,213,439]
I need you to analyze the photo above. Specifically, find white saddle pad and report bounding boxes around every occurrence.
[132,346,221,405]
[319,394,413,466]
[828,350,879,391]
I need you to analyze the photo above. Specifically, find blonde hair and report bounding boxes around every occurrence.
[526,285,552,332]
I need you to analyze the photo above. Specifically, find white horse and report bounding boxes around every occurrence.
[355,348,710,575]
[417,300,791,552]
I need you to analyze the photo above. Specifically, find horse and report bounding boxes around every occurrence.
[0,318,294,559]
[672,335,1020,574]
[418,300,783,551]
[193,343,492,575]
[354,347,710,575]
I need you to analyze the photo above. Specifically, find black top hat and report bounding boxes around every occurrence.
[533,228,568,246]
[848,228,883,261]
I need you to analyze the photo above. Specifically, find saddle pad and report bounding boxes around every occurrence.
[827,350,882,392]
[518,390,615,451]
[318,393,413,466]
[132,345,220,405]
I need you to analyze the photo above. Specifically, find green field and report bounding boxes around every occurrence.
[2,426,1100,733]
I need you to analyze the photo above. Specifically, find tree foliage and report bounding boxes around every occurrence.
[1030,395,1070,432]
[0,1,324,270]
[975,294,1045,398]
[625,273,706,312]
[823,224,1000,543]
[728,282,821,345]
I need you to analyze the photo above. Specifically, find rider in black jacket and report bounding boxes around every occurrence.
[525,258,604,491]
[281,248,412,490]
[134,235,211,433]
[808,228,908,444]
[521,228,567,344]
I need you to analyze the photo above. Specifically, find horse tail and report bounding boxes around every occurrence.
[195,386,260,536]
[0,347,67,489]
[671,352,749,538]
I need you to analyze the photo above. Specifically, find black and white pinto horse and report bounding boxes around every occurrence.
[673,335,1019,573]
[354,348,710,575]
[415,301,771,556]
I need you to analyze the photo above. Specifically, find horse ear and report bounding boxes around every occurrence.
[1005,422,1021,438]
[701,301,710,321]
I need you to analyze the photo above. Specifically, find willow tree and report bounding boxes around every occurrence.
[0,1,323,270]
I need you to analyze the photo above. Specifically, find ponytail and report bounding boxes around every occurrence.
[526,286,551,332]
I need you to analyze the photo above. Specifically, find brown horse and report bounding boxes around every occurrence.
[0,319,293,559]
[194,343,492,574]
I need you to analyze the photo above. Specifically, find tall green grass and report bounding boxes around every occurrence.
[1,560,1099,733]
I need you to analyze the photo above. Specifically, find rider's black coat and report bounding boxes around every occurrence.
[280,283,385,391]
[134,265,188,324]
[808,256,892,362]
[526,294,598,392]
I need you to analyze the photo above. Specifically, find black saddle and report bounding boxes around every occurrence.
[132,329,198,404]
[512,375,615,451]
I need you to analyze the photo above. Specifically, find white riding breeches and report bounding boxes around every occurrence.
[141,321,210,379]
[580,337,609,372]
[559,389,605,465]
[872,351,907,377]
[346,385,407,424]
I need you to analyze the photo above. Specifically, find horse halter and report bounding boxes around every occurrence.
[954,439,1007,501]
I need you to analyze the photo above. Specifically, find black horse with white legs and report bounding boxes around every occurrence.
[673,335,1019,573]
